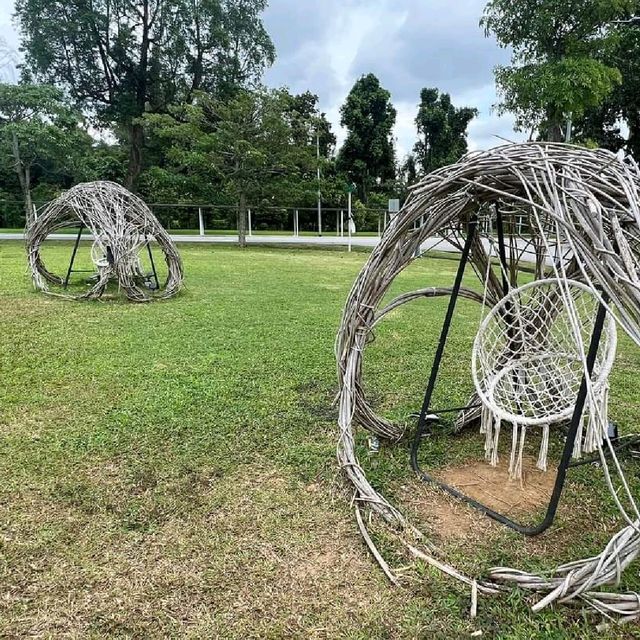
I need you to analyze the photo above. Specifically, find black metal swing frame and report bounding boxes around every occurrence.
[62,224,160,291]
[409,211,610,536]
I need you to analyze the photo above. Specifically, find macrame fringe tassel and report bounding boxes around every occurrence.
[537,424,550,472]
[491,417,500,466]
[481,405,501,467]
[508,422,527,480]
[479,383,610,480]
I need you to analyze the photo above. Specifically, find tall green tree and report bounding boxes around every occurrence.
[413,88,477,174]
[0,84,87,223]
[143,89,318,246]
[337,73,396,202]
[573,17,640,157]
[283,90,336,157]
[15,0,275,189]
[482,0,634,140]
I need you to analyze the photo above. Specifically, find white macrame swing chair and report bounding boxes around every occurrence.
[472,278,617,480]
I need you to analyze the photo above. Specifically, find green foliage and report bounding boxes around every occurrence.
[0,83,89,222]
[15,0,275,186]
[573,16,640,157]
[142,88,339,236]
[482,0,634,138]
[413,88,477,174]
[284,90,336,157]
[337,74,397,203]
[144,89,317,202]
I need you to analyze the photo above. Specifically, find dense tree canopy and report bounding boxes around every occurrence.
[0,84,89,223]
[7,1,640,233]
[482,0,634,140]
[573,16,640,156]
[336,74,397,203]
[413,88,477,174]
[15,0,275,187]
[143,88,342,242]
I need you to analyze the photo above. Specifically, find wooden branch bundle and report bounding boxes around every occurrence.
[26,181,183,302]
[336,142,640,617]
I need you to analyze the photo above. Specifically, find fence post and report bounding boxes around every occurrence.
[294,209,298,236]
[341,210,344,237]
[248,208,252,237]
[198,207,205,237]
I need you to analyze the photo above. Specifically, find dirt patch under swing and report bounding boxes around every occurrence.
[401,455,558,543]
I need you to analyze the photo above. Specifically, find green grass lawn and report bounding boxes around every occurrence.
[2,240,640,638]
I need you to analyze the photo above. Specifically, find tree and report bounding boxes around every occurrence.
[482,0,634,140]
[573,17,640,157]
[0,84,86,223]
[283,90,336,157]
[143,89,318,246]
[15,0,275,189]
[413,88,477,174]
[337,74,396,202]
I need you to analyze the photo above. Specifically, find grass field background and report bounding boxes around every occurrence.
[2,240,640,638]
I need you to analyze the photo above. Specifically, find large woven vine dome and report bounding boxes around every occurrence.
[336,142,640,617]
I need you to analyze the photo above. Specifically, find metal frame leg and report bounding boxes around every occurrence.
[413,217,478,439]
[63,224,84,289]
[145,236,160,290]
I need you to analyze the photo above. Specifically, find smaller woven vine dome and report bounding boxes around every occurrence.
[26,181,183,302]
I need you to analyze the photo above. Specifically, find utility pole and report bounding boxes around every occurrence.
[317,129,322,236]
[347,190,352,252]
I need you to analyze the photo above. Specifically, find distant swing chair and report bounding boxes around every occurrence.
[26,181,183,302]
[336,142,640,617]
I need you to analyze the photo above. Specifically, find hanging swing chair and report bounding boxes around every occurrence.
[473,278,617,478]
[336,142,640,618]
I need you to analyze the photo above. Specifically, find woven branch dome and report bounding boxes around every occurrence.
[336,142,640,616]
[26,181,183,302]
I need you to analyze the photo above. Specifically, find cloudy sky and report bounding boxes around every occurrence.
[261,0,527,157]
[0,0,526,157]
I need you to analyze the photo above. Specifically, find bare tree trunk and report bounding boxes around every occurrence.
[543,104,565,142]
[11,131,33,226]
[627,112,640,160]
[126,0,152,191]
[238,191,247,248]
[125,122,144,190]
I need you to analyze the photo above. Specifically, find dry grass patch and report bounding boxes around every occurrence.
[0,460,412,639]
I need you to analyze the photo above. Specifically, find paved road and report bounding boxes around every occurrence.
[0,232,552,263]
[0,231,377,244]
